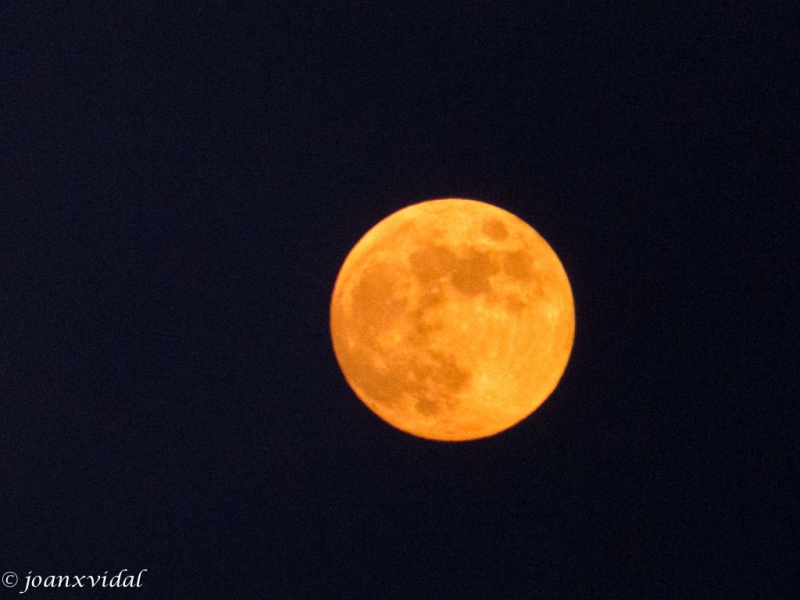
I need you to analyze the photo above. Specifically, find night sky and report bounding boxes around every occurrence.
[2,3,797,597]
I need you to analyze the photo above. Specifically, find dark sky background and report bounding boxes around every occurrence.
[2,2,797,598]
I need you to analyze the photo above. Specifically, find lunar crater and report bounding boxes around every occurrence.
[483,218,509,241]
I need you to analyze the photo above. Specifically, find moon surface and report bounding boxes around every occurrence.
[330,198,575,441]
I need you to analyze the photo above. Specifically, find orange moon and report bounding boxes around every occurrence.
[330,198,575,441]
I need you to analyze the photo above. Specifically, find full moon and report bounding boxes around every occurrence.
[330,198,575,441]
